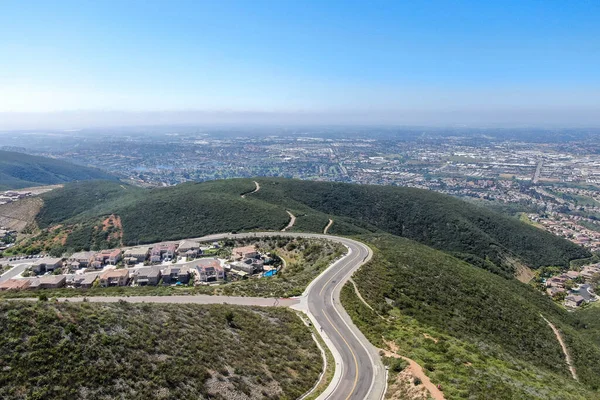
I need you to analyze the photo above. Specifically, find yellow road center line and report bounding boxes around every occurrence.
[318,251,360,296]
[323,311,359,400]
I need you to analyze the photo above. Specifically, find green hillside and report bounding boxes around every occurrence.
[0,150,115,189]
[0,301,321,400]
[13,177,600,398]
[34,178,588,275]
[343,234,600,399]
[250,178,589,272]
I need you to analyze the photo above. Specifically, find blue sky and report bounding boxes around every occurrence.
[1,0,599,125]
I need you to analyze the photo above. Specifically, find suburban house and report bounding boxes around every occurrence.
[177,240,201,257]
[99,269,130,287]
[68,251,96,268]
[28,275,66,290]
[68,273,99,288]
[94,249,122,265]
[232,245,259,260]
[0,279,31,291]
[230,260,256,274]
[565,270,580,279]
[31,257,64,275]
[251,258,265,270]
[195,259,225,283]
[150,243,177,263]
[565,294,585,308]
[546,286,565,297]
[123,246,151,263]
[161,265,190,284]
[134,266,162,286]
[581,265,600,280]
[68,261,81,271]
[546,276,568,289]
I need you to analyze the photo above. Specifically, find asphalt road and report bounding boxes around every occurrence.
[200,232,386,400]
[5,231,386,400]
[300,234,386,400]
[0,259,33,282]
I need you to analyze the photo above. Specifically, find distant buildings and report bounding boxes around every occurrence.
[544,264,599,307]
[0,190,32,205]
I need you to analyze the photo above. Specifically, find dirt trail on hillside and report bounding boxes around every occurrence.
[281,211,296,231]
[349,278,375,311]
[541,315,578,381]
[349,280,444,399]
[323,218,333,234]
[241,181,260,198]
[382,341,446,400]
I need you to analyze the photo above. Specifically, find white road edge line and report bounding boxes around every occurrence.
[329,247,380,400]
[298,332,328,400]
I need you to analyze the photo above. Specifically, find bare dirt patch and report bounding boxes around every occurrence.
[0,197,43,232]
[101,214,123,244]
[386,368,432,400]
[422,333,438,343]
[382,340,446,400]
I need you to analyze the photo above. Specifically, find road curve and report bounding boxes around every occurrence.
[196,231,386,400]
[8,231,386,400]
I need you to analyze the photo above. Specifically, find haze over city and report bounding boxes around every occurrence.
[1,0,599,129]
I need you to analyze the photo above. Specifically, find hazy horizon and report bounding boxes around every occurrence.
[2,108,600,131]
[1,0,599,129]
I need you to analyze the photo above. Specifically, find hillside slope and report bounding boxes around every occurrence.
[343,234,600,399]
[0,301,321,400]
[32,178,589,274]
[252,178,589,272]
[0,150,115,189]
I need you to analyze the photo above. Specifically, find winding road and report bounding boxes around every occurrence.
[198,232,386,400]
[8,232,386,400]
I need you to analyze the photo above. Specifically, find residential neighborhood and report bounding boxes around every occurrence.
[543,264,600,308]
[0,238,281,292]
[0,190,33,206]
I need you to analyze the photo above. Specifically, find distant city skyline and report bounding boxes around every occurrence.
[1,0,599,128]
